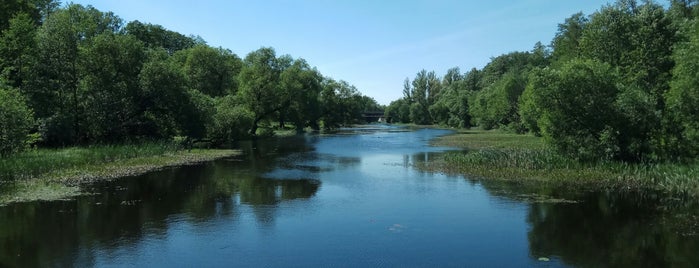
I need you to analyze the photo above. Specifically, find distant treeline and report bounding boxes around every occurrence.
[0,1,382,156]
[385,0,699,162]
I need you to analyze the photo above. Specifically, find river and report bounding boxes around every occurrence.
[1,125,698,267]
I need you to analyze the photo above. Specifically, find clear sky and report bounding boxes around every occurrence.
[68,0,611,104]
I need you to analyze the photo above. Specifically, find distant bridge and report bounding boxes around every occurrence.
[361,111,390,123]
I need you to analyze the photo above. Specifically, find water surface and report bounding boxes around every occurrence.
[1,125,698,267]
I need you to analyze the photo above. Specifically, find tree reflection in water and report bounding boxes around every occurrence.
[475,178,699,267]
[0,135,322,267]
[2,129,699,267]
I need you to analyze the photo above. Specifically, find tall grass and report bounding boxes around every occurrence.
[0,142,178,181]
[425,129,699,197]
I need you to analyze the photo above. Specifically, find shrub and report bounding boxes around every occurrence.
[0,86,34,156]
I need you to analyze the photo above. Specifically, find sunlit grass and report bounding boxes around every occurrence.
[421,129,699,197]
[0,142,177,181]
[0,143,240,205]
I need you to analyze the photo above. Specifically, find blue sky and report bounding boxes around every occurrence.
[69,0,611,104]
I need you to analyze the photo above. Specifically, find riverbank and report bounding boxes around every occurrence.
[0,144,240,205]
[419,129,699,198]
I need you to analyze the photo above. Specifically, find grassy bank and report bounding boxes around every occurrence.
[0,143,239,205]
[420,130,699,197]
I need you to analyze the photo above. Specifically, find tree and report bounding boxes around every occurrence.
[402,78,412,103]
[319,78,366,128]
[463,68,483,92]
[210,95,254,144]
[408,70,440,124]
[519,71,546,135]
[528,59,621,161]
[625,2,675,100]
[27,4,123,145]
[0,12,37,89]
[319,79,342,129]
[179,89,215,140]
[278,58,322,130]
[237,47,287,135]
[136,50,192,139]
[176,45,242,97]
[78,32,145,142]
[576,1,677,160]
[385,99,410,124]
[550,12,588,65]
[124,20,200,54]
[470,72,527,131]
[578,0,637,67]
[429,67,471,128]
[479,51,539,88]
[0,84,34,156]
[442,67,463,86]
[0,0,58,32]
[666,18,699,158]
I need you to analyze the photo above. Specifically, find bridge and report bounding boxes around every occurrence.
[361,111,390,123]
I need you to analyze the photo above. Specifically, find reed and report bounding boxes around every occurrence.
[422,130,699,197]
[0,143,239,205]
[0,142,177,181]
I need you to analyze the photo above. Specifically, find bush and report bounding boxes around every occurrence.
[666,20,699,158]
[529,59,621,161]
[0,86,34,156]
[210,96,254,144]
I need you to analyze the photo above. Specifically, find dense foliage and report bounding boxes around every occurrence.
[0,83,34,156]
[386,0,699,162]
[0,1,381,156]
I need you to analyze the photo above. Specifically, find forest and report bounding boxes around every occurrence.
[0,0,382,157]
[385,0,699,162]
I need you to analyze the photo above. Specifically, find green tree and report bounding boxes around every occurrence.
[179,89,215,140]
[0,12,37,89]
[0,0,58,32]
[576,1,677,160]
[78,32,145,142]
[0,83,34,156]
[666,18,699,158]
[336,80,364,124]
[136,50,192,139]
[319,79,343,129]
[176,45,242,97]
[579,2,636,67]
[408,70,440,124]
[27,4,122,145]
[479,51,540,88]
[385,98,410,124]
[519,70,548,135]
[124,20,200,54]
[210,95,254,144]
[463,68,483,92]
[237,47,287,135]
[529,59,621,161]
[402,78,412,103]
[319,78,366,128]
[278,58,322,130]
[430,67,471,128]
[470,72,526,130]
[550,12,588,65]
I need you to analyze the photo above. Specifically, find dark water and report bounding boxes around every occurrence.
[1,126,698,267]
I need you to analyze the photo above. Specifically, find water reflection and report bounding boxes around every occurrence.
[0,136,321,267]
[526,192,699,267]
[469,176,699,267]
[1,126,698,267]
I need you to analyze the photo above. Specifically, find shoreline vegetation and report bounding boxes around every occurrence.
[417,129,699,199]
[0,143,239,205]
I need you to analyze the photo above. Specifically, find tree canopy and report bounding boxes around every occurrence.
[0,2,380,156]
[385,0,699,162]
